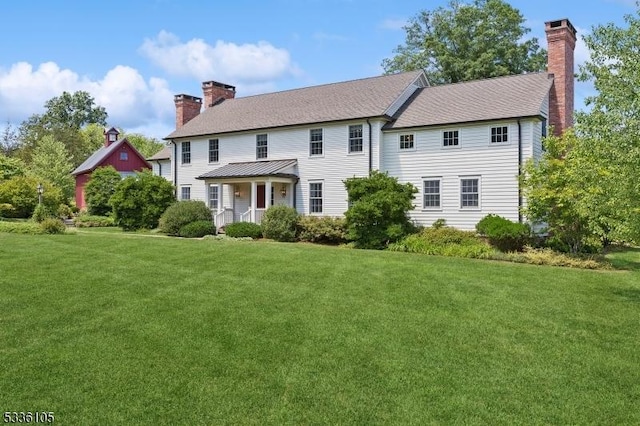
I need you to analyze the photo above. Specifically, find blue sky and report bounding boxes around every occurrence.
[0,0,636,140]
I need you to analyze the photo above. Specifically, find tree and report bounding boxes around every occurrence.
[381,0,547,84]
[16,91,107,166]
[29,135,74,201]
[123,133,164,159]
[0,176,63,218]
[344,171,418,249]
[1,122,19,156]
[110,170,175,231]
[0,153,26,181]
[84,166,122,216]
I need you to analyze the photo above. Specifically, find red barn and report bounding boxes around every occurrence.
[72,127,151,210]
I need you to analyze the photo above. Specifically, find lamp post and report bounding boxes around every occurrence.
[37,183,43,205]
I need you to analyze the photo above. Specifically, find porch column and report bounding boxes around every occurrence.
[217,183,223,213]
[250,180,257,222]
[265,181,272,208]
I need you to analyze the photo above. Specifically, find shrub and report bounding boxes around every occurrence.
[32,204,53,223]
[178,220,216,238]
[85,166,122,216]
[159,200,212,236]
[297,216,347,244]
[73,214,115,227]
[57,204,73,219]
[389,226,495,258]
[0,176,63,218]
[476,214,531,252]
[262,205,299,242]
[0,220,44,234]
[40,218,66,234]
[224,222,262,239]
[110,171,175,231]
[504,247,608,269]
[344,171,418,249]
[432,218,447,229]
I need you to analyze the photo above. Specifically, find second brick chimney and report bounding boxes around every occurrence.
[174,94,202,129]
[202,80,236,109]
[545,18,577,136]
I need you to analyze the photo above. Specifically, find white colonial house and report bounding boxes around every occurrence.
[156,19,576,230]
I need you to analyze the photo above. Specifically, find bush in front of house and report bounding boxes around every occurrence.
[224,222,262,239]
[85,166,122,216]
[159,200,213,236]
[109,171,175,231]
[296,215,347,244]
[74,214,115,227]
[261,205,299,242]
[344,171,418,249]
[389,226,495,258]
[476,214,531,252]
[40,218,66,234]
[178,220,216,238]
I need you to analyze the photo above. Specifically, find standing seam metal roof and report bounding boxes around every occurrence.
[197,159,298,180]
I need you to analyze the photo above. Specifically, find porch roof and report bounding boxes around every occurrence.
[197,158,298,180]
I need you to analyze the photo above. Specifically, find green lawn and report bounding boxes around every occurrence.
[1,233,639,425]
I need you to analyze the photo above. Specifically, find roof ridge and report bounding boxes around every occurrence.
[428,72,550,89]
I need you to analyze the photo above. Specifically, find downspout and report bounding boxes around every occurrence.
[293,178,299,212]
[367,118,372,173]
[517,120,523,224]
[155,160,162,178]
[171,141,178,198]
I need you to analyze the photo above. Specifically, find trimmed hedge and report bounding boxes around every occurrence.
[476,214,531,252]
[389,226,495,258]
[179,220,216,238]
[74,215,115,228]
[261,205,298,242]
[297,216,347,244]
[224,222,262,239]
[0,220,45,234]
[159,201,212,236]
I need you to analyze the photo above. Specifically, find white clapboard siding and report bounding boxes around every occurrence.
[381,119,540,229]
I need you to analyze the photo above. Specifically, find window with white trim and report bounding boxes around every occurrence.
[208,185,219,209]
[256,134,268,159]
[181,141,191,164]
[423,179,441,209]
[349,125,363,153]
[490,126,508,143]
[399,134,414,150]
[460,178,479,208]
[181,186,191,200]
[443,130,459,147]
[209,139,219,163]
[310,129,323,156]
[119,151,128,161]
[309,182,323,213]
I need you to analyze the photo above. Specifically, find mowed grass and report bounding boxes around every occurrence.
[0,233,639,425]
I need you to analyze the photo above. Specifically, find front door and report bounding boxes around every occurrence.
[257,184,266,209]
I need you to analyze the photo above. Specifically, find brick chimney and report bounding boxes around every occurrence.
[104,127,119,147]
[174,94,202,129]
[545,18,577,136]
[202,80,236,109]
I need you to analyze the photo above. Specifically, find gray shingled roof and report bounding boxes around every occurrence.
[72,140,124,175]
[148,146,171,161]
[386,72,554,130]
[166,70,425,139]
[197,159,297,180]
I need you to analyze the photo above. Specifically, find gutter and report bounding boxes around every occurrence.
[517,119,523,224]
[367,118,372,173]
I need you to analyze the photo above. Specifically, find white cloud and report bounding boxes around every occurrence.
[139,31,301,86]
[0,61,174,139]
[574,26,591,68]
[379,18,407,31]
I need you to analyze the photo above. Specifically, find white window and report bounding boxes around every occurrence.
[423,179,441,209]
[349,125,363,153]
[256,134,268,159]
[491,126,508,143]
[399,134,414,150]
[309,181,323,214]
[310,129,323,156]
[443,130,459,147]
[209,139,219,163]
[460,178,480,208]
[208,185,219,209]
[181,141,191,164]
[181,186,191,200]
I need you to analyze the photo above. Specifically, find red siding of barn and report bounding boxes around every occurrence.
[75,173,91,210]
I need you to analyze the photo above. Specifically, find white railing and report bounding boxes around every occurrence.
[255,208,266,224]
[214,208,234,228]
[239,208,251,223]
